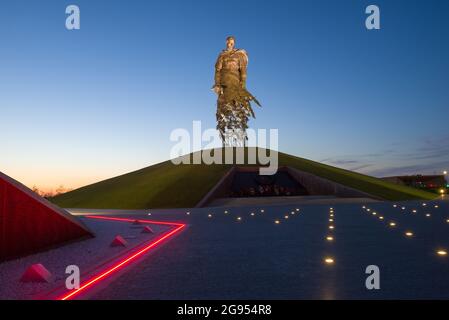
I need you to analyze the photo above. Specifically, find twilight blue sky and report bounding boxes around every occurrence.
[1,0,448,190]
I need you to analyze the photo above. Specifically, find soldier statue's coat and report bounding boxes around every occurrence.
[213,39,261,146]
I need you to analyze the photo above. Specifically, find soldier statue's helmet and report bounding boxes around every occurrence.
[226,36,235,42]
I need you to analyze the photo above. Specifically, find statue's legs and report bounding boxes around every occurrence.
[216,74,260,147]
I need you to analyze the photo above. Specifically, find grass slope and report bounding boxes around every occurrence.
[280,152,436,201]
[51,149,437,209]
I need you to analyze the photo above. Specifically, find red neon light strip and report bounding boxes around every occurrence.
[85,215,184,226]
[57,216,186,300]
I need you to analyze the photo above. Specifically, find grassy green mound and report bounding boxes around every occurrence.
[51,148,437,209]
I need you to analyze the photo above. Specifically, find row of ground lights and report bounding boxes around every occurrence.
[206,209,242,221]
[203,208,301,223]
[392,202,449,236]
[363,205,412,236]
[392,203,447,223]
[362,205,447,257]
[324,207,335,265]
[275,208,300,225]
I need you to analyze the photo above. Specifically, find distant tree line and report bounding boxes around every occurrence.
[32,185,72,199]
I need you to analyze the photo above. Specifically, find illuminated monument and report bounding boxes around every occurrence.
[213,36,261,146]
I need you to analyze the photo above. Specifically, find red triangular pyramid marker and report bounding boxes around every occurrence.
[110,235,127,247]
[141,226,154,234]
[20,264,52,283]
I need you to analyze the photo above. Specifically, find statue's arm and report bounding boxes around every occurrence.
[238,50,248,88]
[214,54,223,87]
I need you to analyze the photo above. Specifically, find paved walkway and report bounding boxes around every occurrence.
[73,199,449,299]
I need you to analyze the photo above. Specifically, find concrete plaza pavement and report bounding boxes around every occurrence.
[70,199,449,300]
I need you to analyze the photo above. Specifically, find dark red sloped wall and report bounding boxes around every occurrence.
[0,172,93,262]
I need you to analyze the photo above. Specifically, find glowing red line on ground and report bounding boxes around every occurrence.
[57,216,186,301]
[85,215,184,226]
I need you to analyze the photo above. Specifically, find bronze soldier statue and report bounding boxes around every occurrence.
[213,36,261,146]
